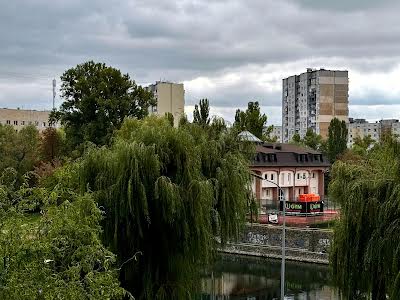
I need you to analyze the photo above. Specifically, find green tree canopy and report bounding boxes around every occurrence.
[303,128,323,150]
[329,139,400,299]
[193,98,210,126]
[164,112,174,127]
[40,127,65,162]
[262,125,277,142]
[52,61,155,148]
[327,118,348,162]
[353,135,375,150]
[0,124,17,172]
[0,124,40,181]
[0,169,127,299]
[234,101,267,139]
[290,133,301,144]
[178,114,189,127]
[78,117,252,299]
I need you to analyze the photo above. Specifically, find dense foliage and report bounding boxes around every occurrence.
[52,61,155,148]
[78,117,252,299]
[40,127,65,162]
[0,124,40,181]
[193,98,210,126]
[303,128,324,150]
[327,117,348,162]
[330,136,400,299]
[234,101,269,139]
[0,169,127,299]
[290,129,325,151]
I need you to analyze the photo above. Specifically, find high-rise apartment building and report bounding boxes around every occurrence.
[282,68,349,142]
[146,81,185,127]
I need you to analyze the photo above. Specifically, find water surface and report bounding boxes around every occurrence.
[200,254,339,300]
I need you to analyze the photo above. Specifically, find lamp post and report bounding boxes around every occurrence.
[252,173,286,300]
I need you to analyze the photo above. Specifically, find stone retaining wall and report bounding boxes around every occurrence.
[219,223,333,264]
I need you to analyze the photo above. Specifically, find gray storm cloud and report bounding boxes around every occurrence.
[1,0,400,122]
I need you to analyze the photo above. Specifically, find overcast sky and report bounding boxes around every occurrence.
[1,0,400,125]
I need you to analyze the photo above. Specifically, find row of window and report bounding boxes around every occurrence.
[2,120,47,127]
[264,172,316,182]
[263,188,304,197]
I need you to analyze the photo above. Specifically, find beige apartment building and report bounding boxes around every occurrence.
[347,118,400,147]
[0,108,53,132]
[146,81,185,126]
[282,68,349,142]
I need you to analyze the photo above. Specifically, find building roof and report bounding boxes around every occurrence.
[238,131,263,143]
[251,143,330,168]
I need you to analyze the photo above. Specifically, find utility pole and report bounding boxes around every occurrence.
[251,173,286,300]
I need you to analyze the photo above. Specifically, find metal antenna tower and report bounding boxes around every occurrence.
[52,79,56,109]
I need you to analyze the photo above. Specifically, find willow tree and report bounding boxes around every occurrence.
[79,116,252,299]
[329,137,400,299]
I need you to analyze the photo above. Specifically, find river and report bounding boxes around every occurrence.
[200,254,340,300]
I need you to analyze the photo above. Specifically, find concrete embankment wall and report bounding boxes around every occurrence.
[219,223,333,264]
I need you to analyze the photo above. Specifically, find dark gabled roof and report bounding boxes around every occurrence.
[251,143,330,167]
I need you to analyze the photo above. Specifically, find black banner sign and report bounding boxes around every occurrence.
[279,201,324,213]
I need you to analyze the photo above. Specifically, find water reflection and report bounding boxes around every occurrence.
[200,254,339,300]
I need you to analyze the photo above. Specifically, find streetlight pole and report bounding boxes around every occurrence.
[251,173,285,300]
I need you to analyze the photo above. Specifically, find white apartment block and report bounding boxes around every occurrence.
[146,81,185,127]
[282,68,349,142]
[0,108,55,132]
[269,125,282,142]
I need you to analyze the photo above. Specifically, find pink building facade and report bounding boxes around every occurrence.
[250,143,330,211]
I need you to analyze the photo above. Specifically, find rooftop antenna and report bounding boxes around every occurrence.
[52,79,56,110]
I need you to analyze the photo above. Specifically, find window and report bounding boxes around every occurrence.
[266,189,270,196]
[297,173,300,180]
[22,121,25,125]
[6,120,10,125]
[288,173,291,182]
[14,120,18,125]
[34,121,39,126]
[303,173,306,179]
[271,174,274,181]
[312,172,315,178]
[43,122,46,127]
[281,174,284,184]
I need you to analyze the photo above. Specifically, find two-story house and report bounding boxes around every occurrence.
[250,143,330,211]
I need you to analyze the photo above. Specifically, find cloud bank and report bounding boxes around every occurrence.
[1,0,400,124]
